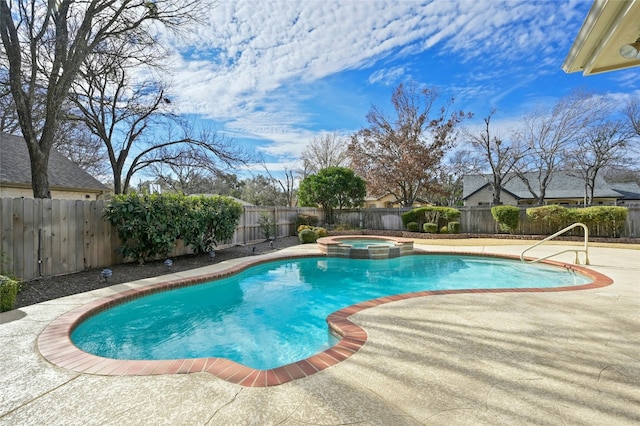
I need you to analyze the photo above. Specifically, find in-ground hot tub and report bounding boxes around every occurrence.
[317,235,414,259]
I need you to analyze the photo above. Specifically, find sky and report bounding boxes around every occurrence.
[155,0,640,179]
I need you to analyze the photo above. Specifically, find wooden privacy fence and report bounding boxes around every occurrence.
[1,197,638,281]
[0,198,324,281]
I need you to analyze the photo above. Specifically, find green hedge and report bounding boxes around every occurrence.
[298,229,319,243]
[0,275,19,312]
[527,205,627,237]
[104,193,242,263]
[448,221,460,234]
[402,207,460,231]
[423,223,438,233]
[491,205,520,233]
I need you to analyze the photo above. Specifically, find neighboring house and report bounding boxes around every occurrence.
[364,193,430,208]
[0,133,109,200]
[463,171,640,207]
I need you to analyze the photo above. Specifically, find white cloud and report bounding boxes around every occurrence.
[153,1,594,163]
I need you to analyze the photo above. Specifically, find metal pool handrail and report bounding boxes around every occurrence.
[520,222,590,265]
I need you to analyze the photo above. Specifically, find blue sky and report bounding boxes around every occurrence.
[156,0,639,178]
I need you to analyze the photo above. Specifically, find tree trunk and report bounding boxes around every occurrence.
[28,145,51,198]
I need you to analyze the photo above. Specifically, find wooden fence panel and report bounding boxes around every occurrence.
[50,199,62,276]
[0,198,13,274]
[3,198,639,281]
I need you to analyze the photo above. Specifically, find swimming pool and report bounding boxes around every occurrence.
[71,255,592,370]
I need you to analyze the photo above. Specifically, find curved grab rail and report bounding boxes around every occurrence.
[520,222,589,265]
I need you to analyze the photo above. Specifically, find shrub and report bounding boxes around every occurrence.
[258,211,276,240]
[297,224,313,233]
[0,275,19,312]
[313,226,328,238]
[440,225,448,234]
[402,207,461,229]
[181,196,243,253]
[104,193,242,263]
[294,214,319,229]
[526,205,570,232]
[298,229,318,243]
[448,221,460,234]
[491,205,520,233]
[574,206,627,237]
[406,222,419,232]
[423,223,438,233]
[104,193,185,263]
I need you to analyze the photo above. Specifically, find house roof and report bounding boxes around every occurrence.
[0,132,108,193]
[463,171,640,201]
[563,0,640,75]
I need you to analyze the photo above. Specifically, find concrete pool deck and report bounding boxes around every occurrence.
[1,241,638,425]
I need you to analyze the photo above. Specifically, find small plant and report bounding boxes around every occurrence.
[298,229,318,243]
[491,205,520,233]
[258,211,276,240]
[423,223,438,233]
[440,225,448,234]
[313,226,328,238]
[297,224,313,233]
[0,275,19,312]
[447,221,460,234]
[406,222,419,232]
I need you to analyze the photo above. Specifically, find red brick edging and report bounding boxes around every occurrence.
[37,252,613,387]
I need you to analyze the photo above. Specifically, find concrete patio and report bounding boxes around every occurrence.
[1,241,638,425]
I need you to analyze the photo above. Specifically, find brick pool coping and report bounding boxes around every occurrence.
[37,251,613,387]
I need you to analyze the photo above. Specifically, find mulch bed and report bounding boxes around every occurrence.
[14,236,300,309]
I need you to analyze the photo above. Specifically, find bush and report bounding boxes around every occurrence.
[297,224,312,233]
[402,207,461,229]
[104,193,242,263]
[440,225,448,234]
[423,223,438,233]
[448,221,460,234]
[298,229,318,243]
[0,275,19,312]
[406,222,419,232]
[526,205,570,232]
[181,196,243,253]
[294,214,319,230]
[313,226,328,237]
[491,205,520,233]
[573,206,627,237]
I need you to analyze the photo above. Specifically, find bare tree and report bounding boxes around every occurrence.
[300,132,349,177]
[241,175,290,206]
[0,0,203,198]
[259,160,297,207]
[566,120,631,205]
[68,54,249,194]
[513,91,611,205]
[349,81,471,207]
[53,120,110,179]
[624,96,640,137]
[148,153,217,195]
[464,110,524,205]
[0,72,20,133]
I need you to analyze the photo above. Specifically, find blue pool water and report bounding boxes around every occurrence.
[335,238,397,248]
[71,255,590,370]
